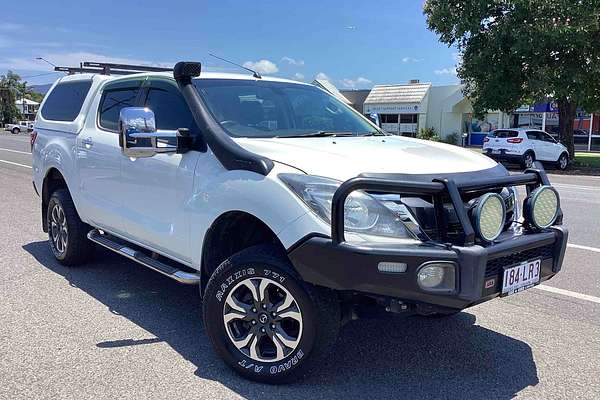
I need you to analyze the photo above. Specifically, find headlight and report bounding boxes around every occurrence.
[471,193,506,242]
[524,186,560,229]
[279,174,414,239]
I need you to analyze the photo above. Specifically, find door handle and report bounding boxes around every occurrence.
[81,137,93,148]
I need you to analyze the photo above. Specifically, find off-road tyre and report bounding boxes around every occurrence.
[203,244,340,384]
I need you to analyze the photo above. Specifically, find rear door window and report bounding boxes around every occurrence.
[98,79,143,132]
[40,80,92,121]
[527,131,541,140]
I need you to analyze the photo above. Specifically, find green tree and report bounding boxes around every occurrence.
[25,90,44,104]
[424,0,600,156]
[0,71,24,125]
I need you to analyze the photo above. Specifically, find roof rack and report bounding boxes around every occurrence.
[54,61,173,76]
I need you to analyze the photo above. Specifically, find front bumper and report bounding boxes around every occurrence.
[287,167,568,311]
[288,226,568,310]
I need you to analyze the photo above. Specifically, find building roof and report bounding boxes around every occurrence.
[339,89,371,106]
[364,83,431,104]
[312,79,351,104]
[15,98,39,105]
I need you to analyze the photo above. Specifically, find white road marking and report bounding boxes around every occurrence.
[535,285,600,305]
[554,183,600,191]
[0,147,31,155]
[568,243,600,253]
[0,159,32,169]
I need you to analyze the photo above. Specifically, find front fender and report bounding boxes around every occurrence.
[189,162,325,267]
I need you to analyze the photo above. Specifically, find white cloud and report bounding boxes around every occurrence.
[434,52,461,76]
[314,72,331,81]
[281,56,305,66]
[292,72,305,81]
[242,59,278,75]
[434,67,457,75]
[0,51,174,71]
[402,57,421,63]
[341,76,372,89]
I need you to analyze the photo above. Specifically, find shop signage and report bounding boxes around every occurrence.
[364,103,422,114]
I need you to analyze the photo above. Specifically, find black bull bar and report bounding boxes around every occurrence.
[331,168,556,245]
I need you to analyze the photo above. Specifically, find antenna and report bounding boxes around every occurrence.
[208,53,262,79]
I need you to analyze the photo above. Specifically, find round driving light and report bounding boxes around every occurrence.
[472,193,506,242]
[417,265,444,288]
[417,262,456,291]
[525,186,560,229]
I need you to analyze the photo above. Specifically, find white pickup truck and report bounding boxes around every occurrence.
[6,120,34,134]
[32,61,568,383]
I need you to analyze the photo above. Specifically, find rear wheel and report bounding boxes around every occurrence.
[11,127,20,134]
[47,189,94,265]
[521,151,535,169]
[556,153,569,170]
[203,245,340,383]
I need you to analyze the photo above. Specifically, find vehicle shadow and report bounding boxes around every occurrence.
[24,241,539,400]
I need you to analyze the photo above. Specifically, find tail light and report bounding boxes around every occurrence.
[30,130,38,152]
[483,137,490,143]
[507,138,523,144]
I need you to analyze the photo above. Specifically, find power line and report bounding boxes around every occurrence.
[20,71,62,79]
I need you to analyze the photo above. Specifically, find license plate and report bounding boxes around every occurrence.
[502,259,541,296]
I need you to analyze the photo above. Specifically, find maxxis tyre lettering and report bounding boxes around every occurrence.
[47,189,94,266]
[202,245,340,384]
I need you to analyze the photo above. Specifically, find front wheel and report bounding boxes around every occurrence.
[202,245,340,383]
[11,127,20,134]
[557,153,569,170]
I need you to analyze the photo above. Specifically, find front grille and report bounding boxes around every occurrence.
[485,244,554,278]
[397,188,515,245]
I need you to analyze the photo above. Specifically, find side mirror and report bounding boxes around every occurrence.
[119,107,187,158]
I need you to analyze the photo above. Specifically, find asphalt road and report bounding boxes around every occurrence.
[1,131,600,400]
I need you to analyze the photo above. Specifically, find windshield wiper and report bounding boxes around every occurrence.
[276,131,362,138]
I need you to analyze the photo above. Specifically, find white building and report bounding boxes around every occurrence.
[15,98,40,121]
[342,81,507,145]
[363,82,430,136]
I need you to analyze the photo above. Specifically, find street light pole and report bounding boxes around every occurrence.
[35,57,57,68]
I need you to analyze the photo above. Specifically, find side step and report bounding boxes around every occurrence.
[87,229,200,285]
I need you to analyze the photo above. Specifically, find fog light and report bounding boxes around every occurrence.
[472,193,506,242]
[417,262,456,292]
[525,186,560,229]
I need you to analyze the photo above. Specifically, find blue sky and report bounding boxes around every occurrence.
[0,0,459,89]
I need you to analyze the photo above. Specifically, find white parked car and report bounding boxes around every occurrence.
[5,120,34,134]
[31,61,568,383]
[483,128,570,170]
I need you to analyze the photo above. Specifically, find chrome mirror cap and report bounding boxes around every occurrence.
[119,107,177,158]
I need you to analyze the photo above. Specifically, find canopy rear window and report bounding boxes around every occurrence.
[40,80,92,122]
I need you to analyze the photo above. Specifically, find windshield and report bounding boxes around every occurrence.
[193,79,381,138]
